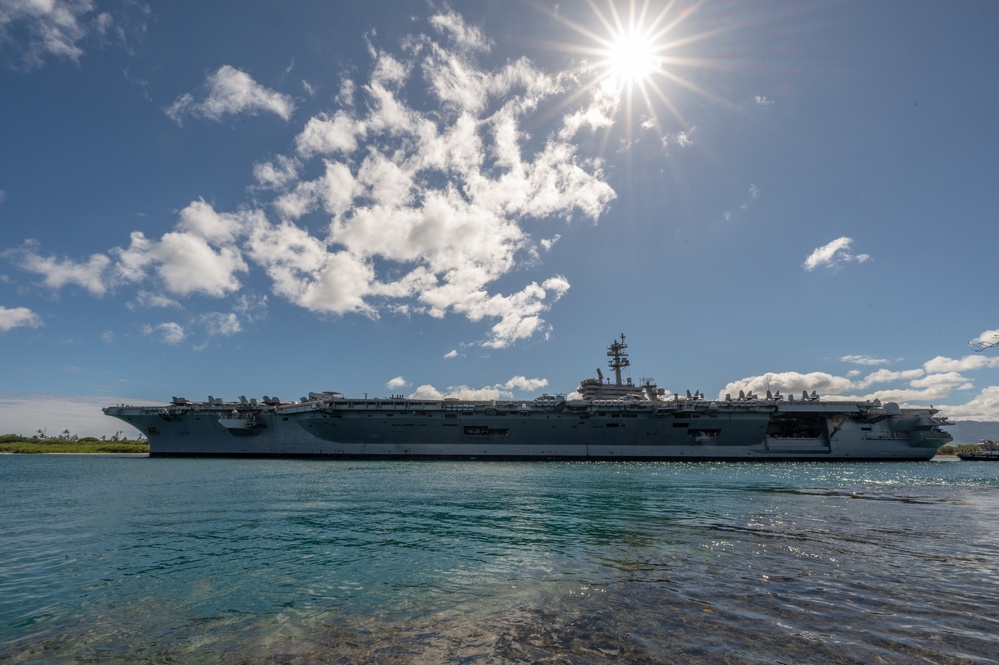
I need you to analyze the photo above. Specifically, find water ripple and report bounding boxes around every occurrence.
[2,456,999,663]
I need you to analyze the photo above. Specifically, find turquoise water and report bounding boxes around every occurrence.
[2,456,998,663]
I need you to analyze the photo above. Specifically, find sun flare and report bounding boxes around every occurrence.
[541,0,726,151]
[604,27,661,87]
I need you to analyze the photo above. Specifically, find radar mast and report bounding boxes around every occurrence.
[607,334,630,386]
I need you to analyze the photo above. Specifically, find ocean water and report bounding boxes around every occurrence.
[1,456,998,664]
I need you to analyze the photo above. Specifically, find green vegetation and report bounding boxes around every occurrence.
[937,444,984,456]
[0,431,149,454]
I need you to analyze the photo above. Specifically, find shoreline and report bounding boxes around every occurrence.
[0,451,149,455]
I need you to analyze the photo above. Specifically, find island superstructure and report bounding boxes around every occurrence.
[104,335,951,460]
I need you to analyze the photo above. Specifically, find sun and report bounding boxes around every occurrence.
[536,0,726,150]
[603,25,662,88]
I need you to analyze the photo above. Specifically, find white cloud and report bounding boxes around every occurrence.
[841,354,890,366]
[12,9,617,350]
[176,198,244,244]
[852,368,925,390]
[717,358,999,418]
[560,85,617,140]
[924,354,999,374]
[131,290,181,309]
[444,349,458,359]
[112,201,256,297]
[941,386,999,421]
[539,235,561,252]
[411,384,443,400]
[140,296,264,350]
[295,251,377,316]
[662,128,694,149]
[718,371,854,399]
[116,230,247,297]
[440,385,508,401]
[0,305,43,332]
[387,376,408,390]
[7,244,111,295]
[502,376,548,392]
[143,321,185,344]
[198,311,241,337]
[753,95,774,108]
[429,9,492,52]
[232,293,268,324]
[0,0,91,67]
[253,155,300,191]
[478,377,544,398]
[408,374,548,401]
[113,231,152,282]
[803,237,871,272]
[272,160,359,220]
[294,111,362,157]
[92,11,112,39]
[165,65,296,124]
[720,364,977,402]
[257,14,610,346]
[244,219,327,300]
[336,78,355,106]
[844,385,956,405]
[0,1,147,69]
[909,372,971,391]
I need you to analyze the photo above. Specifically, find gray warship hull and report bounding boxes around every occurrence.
[103,396,948,461]
[103,335,950,461]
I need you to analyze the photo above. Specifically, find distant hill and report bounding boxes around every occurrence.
[944,421,999,445]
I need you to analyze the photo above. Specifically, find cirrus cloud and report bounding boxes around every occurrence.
[0,0,97,68]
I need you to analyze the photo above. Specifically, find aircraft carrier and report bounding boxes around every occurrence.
[104,335,951,460]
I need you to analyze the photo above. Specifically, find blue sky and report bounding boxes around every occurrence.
[1,0,998,437]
